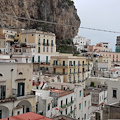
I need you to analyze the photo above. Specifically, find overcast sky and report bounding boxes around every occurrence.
[73,0,120,51]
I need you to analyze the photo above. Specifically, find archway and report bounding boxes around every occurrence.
[0,105,9,119]
[16,100,32,113]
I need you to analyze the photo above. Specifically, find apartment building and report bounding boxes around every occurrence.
[0,34,6,54]
[51,54,91,83]
[100,52,120,62]
[73,35,91,52]
[84,87,107,120]
[34,82,92,120]
[104,69,120,78]
[0,28,17,54]
[20,29,58,63]
[34,88,74,118]
[91,56,111,77]
[0,63,36,119]
[88,42,112,53]
[115,36,120,53]
[107,80,120,104]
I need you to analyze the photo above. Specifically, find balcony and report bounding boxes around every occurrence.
[61,100,74,109]
[43,43,49,46]
[52,64,68,67]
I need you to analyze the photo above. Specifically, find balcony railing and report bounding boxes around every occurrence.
[61,100,74,109]
[52,64,68,67]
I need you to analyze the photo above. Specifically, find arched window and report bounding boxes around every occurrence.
[0,73,3,77]
[19,72,23,75]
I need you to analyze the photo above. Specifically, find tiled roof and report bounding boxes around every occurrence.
[109,69,117,72]
[1,112,53,120]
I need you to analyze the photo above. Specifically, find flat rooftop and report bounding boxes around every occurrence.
[84,87,107,93]
[49,89,74,97]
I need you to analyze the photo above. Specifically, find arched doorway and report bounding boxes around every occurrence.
[16,100,32,113]
[0,105,9,119]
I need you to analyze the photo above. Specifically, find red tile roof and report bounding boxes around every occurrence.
[1,112,53,120]
[109,69,117,72]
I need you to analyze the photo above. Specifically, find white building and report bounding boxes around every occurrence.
[34,89,75,118]
[34,82,92,120]
[0,63,36,119]
[84,87,107,120]
[107,80,120,104]
[73,36,91,52]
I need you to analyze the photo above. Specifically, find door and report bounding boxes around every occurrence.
[0,110,2,119]
[18,83,25,97]
[32,56,34,63]
[46,56,48,63]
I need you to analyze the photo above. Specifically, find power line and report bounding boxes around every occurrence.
[1,13,120,34]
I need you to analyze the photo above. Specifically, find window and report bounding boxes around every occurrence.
[51,40,53,46]
[79,91,82,97]
[17,111,20,115]
[66,98,68,105]
[61,100,63,108]
[43,39,45,45]
[70,69,71,74]
[66,108,67,115]
[79,103,81,110]
[73,68,75,73]
[63,61,65,66]
[84,114,86,119]
[51,48,53,52]
[48,104,50,111]
[47,47,49,52]
[38,56,40,63]
[17,83,25,97]
[43,47,45,52]
[85,101,86,107]
[0,85,6,100]
[0,110,2,119]
[113,89,117,98]
[38,47,40,53]
[0,73,3,77]
[47,39,49,45]
[25,38,27,43]
[38,38,40,44]
[19,72,23,75]
[46,56,48,63]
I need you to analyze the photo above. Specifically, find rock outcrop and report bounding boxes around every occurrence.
[0,0,80,40]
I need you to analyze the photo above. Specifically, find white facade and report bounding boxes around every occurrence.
[73,36,91,52]
[35,89,74,118]
[74,85,91,120]
[11,55,32,63]
[107,80,120,104]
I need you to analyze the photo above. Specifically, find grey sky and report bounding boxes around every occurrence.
[73,0,120,51]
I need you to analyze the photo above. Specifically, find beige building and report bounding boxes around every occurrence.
[20,29,58,63]
[0,34,6,53]
[50,54,91,83]
[0,63,36,119]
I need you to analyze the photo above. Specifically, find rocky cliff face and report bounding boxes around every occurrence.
[0,0,80,40]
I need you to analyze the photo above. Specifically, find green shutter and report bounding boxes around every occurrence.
[38,47,40,53]
[51,40,53,46]
[43,39,45,45]
[46,56,48,63]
